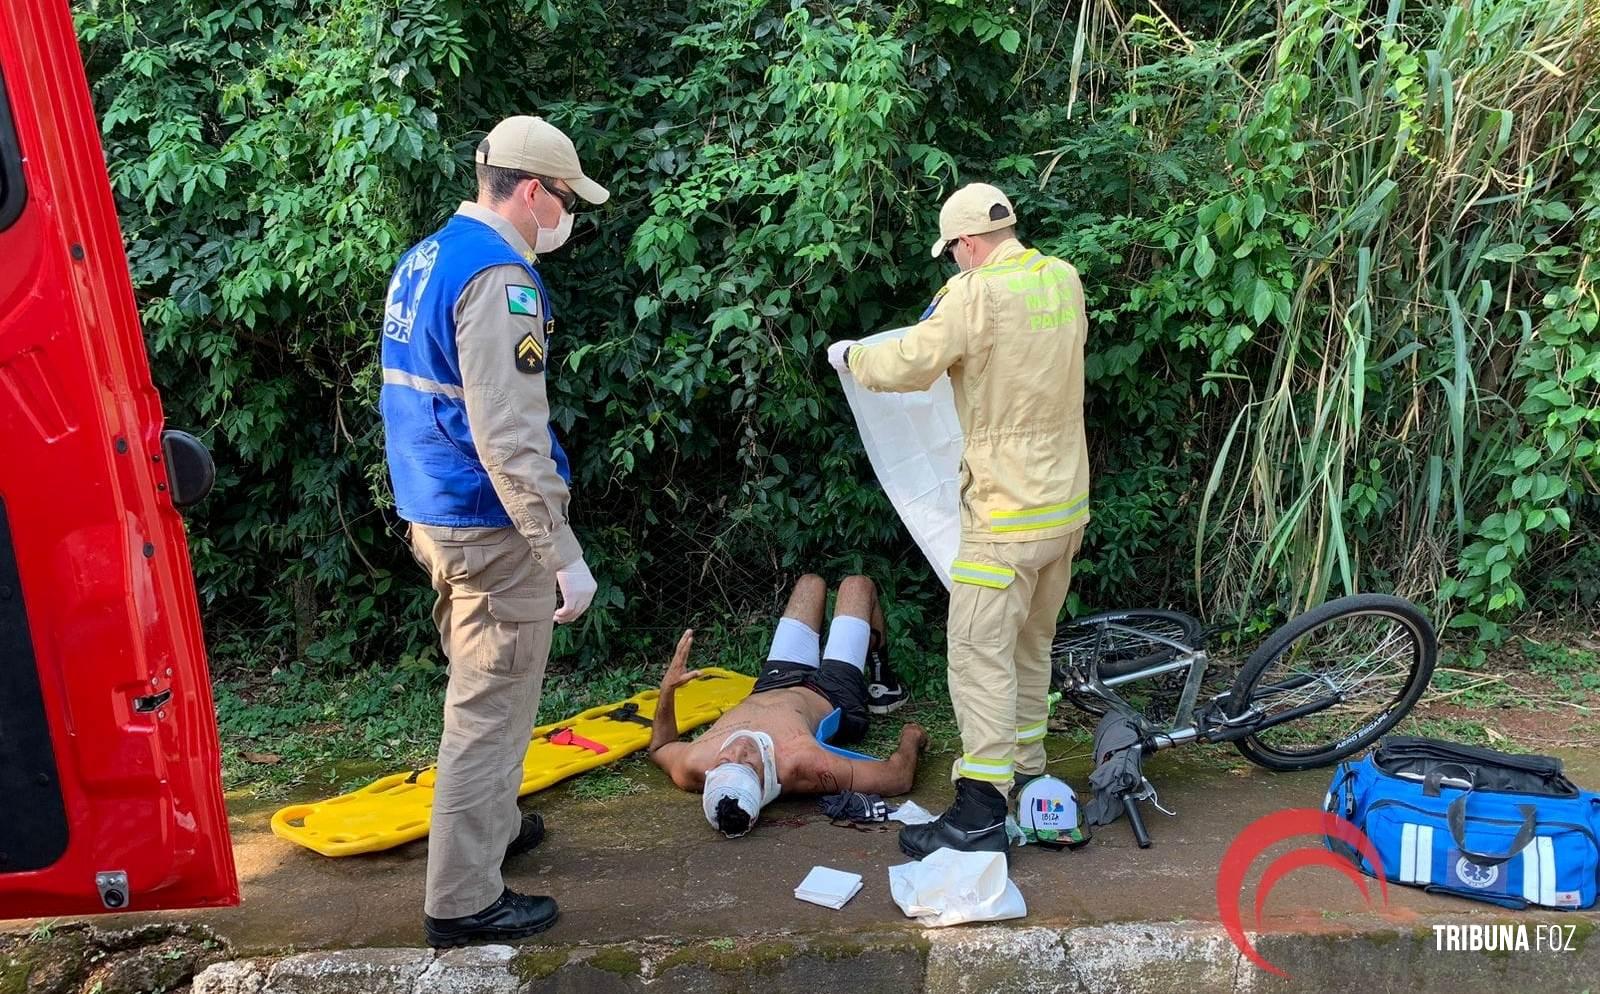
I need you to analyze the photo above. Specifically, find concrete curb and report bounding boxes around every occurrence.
[191,917,1598,994]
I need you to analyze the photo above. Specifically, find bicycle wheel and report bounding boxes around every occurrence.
[1228,594,1436,771]
[1051,609,1203,716]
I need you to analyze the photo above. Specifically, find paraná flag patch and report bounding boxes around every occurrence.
[506,284,541,317]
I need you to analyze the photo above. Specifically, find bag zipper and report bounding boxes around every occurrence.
[1376,738,1565,775]
[1370,763,1580,799]
[1375,740,1572,781]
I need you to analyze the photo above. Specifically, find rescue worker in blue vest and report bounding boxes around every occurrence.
[380,116,609,948]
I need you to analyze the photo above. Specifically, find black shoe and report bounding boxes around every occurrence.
[504,813,545,861]
[898,778,1010,860]
[1009,771,1045,802]
[424,888,559,948]
[866,639,909,715]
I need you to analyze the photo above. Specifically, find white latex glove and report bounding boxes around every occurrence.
[553,557,597,624]
[827,339,859,375]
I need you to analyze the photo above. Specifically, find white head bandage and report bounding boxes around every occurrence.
[702,730,781,836]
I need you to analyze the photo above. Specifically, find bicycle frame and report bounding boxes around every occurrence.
[1067,623,1346,752]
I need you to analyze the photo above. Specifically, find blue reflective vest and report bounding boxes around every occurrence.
[380,213,571,528]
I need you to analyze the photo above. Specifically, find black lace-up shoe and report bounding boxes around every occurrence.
[866,640,909,714]
[504,813,545,861]
[424,888,559,948]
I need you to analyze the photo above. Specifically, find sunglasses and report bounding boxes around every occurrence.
[532,175,578,213]
[942,239,960,261]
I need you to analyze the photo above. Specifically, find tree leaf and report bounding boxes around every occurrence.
[1480,243,1526,263]
[1246,192,1266,228]
[1193,235,1216,278]
[1250,278,1273,324]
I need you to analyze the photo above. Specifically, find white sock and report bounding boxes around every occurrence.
[823,615,872,671]
[766,617,821,667]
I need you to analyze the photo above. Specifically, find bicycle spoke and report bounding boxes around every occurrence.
[1247,614,1419,755]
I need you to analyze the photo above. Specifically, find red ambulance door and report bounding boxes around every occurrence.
[0,0,237,917]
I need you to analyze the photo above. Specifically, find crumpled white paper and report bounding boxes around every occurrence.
[888,800,938,826]
[888,848,1027,928]
[838,327,964,590]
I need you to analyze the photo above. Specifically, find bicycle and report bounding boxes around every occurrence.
[1049,593,1438,847]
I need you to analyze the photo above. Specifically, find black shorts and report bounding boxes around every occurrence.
[753,659,870,745]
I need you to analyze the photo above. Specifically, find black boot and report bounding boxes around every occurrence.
[424,888,559,948]
[898,778,1009,860]
[1009,771,1044,802]
[504,812,545,862]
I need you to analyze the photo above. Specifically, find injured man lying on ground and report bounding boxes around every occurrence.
[648,574,929,837]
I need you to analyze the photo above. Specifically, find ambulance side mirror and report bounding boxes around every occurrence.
[160,429,215,509]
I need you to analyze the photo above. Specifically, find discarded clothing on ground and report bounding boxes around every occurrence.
[819,791,889,823]
[1085,711,1147,826]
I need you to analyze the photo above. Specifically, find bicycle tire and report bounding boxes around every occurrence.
[1052,609,1204,716]
[1228,593,1437,771]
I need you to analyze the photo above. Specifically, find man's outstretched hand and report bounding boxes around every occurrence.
[651,629,701,761]
[899,722,929,754]
[661,628,702,693]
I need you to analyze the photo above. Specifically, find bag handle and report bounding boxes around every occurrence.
[1422,762,1474,796]
[1447,791,1538,868]
[1324,764,1363,868]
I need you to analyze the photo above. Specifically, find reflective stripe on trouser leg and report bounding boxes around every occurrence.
[1013,529,1083,777]
[956,754,1014,784]
[1015,720,1048,745]
[945,544,1033,793]
[950,560,1016,589]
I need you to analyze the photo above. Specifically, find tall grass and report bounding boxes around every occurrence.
[1175,0,1600,619]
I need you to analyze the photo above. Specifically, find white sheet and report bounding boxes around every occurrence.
[838,327,964,590]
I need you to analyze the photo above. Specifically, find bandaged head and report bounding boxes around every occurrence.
[702,730,781,837]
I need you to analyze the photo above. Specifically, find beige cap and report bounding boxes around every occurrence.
[476,115,610,205]
[931,182,1016,258]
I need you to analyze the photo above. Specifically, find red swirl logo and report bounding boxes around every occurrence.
[1216,808,1390,976]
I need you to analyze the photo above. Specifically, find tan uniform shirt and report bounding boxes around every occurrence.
[848,238,1091,543]
[451,202,582,568]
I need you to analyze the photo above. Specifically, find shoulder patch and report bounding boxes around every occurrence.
[506,284,541,317]
[919,285,951,321]
[515,331,546,374]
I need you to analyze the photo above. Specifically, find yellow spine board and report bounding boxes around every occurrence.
[271,668,754,857]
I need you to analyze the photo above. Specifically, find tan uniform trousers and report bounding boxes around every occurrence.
[946,528,1084,793]
[410,524,556,919]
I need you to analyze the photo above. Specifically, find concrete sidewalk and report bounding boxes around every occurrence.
[8,740,1600,992]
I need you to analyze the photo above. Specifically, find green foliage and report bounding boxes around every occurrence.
[76,0,1597,684]
[1520,638,1600,702]
[1522,638,1598,675]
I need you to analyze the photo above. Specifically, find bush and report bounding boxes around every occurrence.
[76,0,1599,678]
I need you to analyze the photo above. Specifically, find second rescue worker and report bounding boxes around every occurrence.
[828,182,1091,859]
[381,116,608,947]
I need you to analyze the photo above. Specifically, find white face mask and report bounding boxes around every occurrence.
[535,207,573,255]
